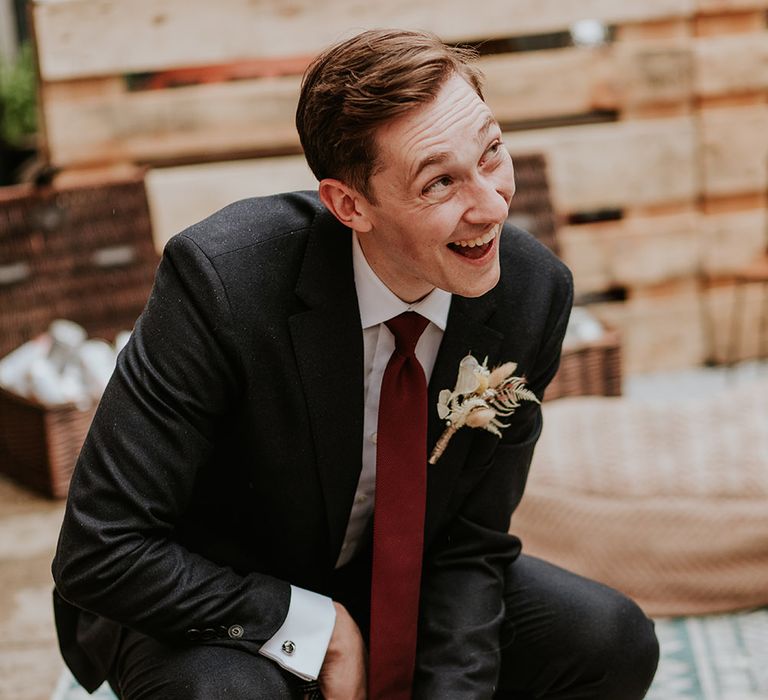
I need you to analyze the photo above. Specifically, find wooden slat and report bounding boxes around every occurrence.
[700,104,768,197]
[480,48,618,122]
[700,208,768,274]
[703,281,768,363]
[145,156,317,249]
[589,288,708,372]
[506,117,698,212]
[615,17,692,41]
[42,75,303,167]
[613,39,694,109]
[694,9,768,34]
[697,0,768,11]
[559,211,701,293]
[42,42,702,168]
[560,206,767,293]
[32,0,698,81]
[487,38,695,116]
[695,33,768,96]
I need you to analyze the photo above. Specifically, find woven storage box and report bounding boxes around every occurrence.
[544,330,622,401]
[0,174,159,497]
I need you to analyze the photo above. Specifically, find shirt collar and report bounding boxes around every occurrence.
[352,232,451,331]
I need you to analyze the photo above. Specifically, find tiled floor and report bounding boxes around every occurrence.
[0,476,65,700]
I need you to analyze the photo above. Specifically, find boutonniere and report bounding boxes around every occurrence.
[429,355,540,464]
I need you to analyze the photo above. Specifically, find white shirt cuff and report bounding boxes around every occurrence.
[258,585,336,681]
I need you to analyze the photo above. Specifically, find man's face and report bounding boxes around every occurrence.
[356,73,515,302]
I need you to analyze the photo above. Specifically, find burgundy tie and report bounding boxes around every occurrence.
[369,311,430,700]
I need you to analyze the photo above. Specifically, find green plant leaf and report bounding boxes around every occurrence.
[0,42,38,147]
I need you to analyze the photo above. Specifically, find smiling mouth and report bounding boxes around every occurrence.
[447,226,498,260]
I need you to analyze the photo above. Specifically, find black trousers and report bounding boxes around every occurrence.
[107,555,659,699]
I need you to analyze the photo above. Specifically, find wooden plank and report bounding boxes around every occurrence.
[700,208,768,274]
[32,0,697,81]
[558,211,701,293]
[40,43,701,169]
[700,104,768,197]
[42,75,303,167]
[507,116,698,212]
[615,17,692,40]
[697,0,768,12]
[694,9,768,34]
[695,33,768,96]
[145,156,317,249]
[614,39,694,109]
[702,192,767,213]
[589,290,708,372]
[561,205,766,293]
[703,281,768,363]
[480,48,618,122]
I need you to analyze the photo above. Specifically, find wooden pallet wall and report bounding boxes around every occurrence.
[29,0,768,372]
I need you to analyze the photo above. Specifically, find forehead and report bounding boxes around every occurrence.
[373,74,496,183]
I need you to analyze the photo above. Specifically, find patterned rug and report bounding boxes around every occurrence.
[648,609,768,700]
[52,608,768,700]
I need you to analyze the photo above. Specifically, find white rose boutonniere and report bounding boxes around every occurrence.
[429,354,540,464]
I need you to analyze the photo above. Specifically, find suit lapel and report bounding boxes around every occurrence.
[424,291,503,547]
[289,211,364,566]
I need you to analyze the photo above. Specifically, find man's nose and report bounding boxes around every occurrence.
[464,175,512,225]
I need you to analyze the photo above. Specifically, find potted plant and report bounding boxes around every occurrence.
[0,42,37,185]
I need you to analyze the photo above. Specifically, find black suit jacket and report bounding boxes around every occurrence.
[52,191,573,697]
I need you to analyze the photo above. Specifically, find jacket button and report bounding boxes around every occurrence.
[186,628,201,641]
[282,640,296,655]
[228,624,244,639]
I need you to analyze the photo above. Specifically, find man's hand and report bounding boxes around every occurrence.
[318,602,367,699]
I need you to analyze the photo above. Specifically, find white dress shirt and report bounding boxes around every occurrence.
[259,232,452,680]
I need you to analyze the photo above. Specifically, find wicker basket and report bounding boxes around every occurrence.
[544,330,622,401]
[0,173,158,497]
[506,153,560,255]
[0,386,97,498]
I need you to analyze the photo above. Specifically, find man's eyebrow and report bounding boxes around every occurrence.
[411,151,451,184]
[477,115,498,142]
[410,115,501,185]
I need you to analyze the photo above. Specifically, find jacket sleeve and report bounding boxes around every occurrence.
[414,265,574,698]
[52,234,290,653]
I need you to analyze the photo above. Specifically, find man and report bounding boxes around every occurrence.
[53,29,659,699]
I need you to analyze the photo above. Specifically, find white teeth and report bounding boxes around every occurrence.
[453,226,498,249]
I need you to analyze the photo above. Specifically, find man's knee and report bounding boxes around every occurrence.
[112,630,302,700]
[119,657,299,700]
[580,591,660,698]
[165,655,299,700]
[499,557,659,699]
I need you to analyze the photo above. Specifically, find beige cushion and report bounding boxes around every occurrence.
[511,379,768,616]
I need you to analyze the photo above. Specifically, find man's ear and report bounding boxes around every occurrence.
[318,179,373,233]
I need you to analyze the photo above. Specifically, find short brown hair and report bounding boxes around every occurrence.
[296,29,484,201]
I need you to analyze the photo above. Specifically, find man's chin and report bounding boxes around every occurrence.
[447,266,501,298]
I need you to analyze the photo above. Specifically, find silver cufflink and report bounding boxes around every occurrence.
[282,640,296,655]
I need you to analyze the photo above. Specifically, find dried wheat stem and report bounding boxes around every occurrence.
[428,425,457,464]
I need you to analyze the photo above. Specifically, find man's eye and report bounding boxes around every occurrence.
[482,141,503,163]
[423,176,452,195]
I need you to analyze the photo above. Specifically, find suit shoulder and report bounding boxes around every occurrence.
[499,223,572,295]
[169,190,323,259]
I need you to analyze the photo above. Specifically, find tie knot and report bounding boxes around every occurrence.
[385,312,429,357]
